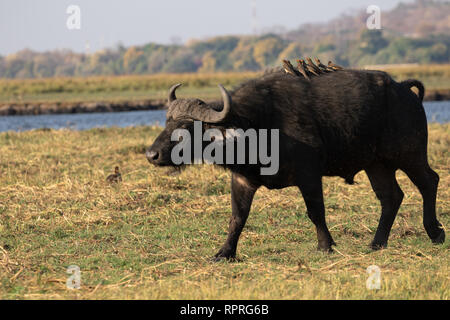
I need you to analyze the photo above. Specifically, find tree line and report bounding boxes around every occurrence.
[1,0,449,79]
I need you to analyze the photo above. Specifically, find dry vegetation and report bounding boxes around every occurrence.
[1,65,450,104]
[0,124,449,299]
[368,64,450,90]
[0,72,259,104]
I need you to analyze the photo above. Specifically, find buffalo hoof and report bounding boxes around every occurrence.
[317,243,335,253]
[431,229,445,244]
[370,241,388,251]
[317,246,334,253]
[212,255,237,263]
[317,239,336,252]
[213,248,236,262]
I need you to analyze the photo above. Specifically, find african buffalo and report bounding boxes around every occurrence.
[146,68,445,260]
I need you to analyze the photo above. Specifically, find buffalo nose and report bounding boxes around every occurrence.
[146,150,159,163]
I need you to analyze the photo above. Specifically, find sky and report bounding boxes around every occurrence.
[0,0,415,56]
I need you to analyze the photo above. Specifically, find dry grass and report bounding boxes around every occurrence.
[367,64,450,90]
[0,124,448,299]
[0,73,259,103]
[1,64,450,104]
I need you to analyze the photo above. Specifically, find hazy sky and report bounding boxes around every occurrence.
[0,0,415,55]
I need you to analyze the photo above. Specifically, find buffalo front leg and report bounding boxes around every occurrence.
[214,173,258,261]
[298,179,335,252]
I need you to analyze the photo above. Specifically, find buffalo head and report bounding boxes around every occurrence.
[146,84,232,166]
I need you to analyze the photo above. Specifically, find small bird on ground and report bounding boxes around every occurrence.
[328,61,344,70]
[296,59,310,80]
[106,166,122,183]
[282,59,300,77]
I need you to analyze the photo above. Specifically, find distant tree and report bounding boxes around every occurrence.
[314,42,336,54]
[429,43,449,62]
[15,61,34,78]
[1,58,24,78]
[32,55,56,78]
[252,36,286,68]
[54,64,76,77]
[229,38,260,71]
[358,30,388,54]
[189,36,239,55]
[198,51,217,73]
[162,49,198,73]
[147,47,170,73]
[188,36,240,72]
[278,42,303,61]
[123,46,145,74]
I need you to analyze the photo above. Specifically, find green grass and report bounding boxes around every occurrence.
[372,64,450,91]
[1,64,450,104]
[0,73,258,104]
[0,87,222,104]
[0,124,448,299]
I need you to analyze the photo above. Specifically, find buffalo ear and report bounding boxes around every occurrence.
[168,83,182,104]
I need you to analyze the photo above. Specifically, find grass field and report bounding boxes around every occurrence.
[1,64,450,104]
[0,73,258,104]
[373,64,450,93]
[0,124,448,299]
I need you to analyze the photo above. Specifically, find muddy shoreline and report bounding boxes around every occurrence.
[0,99,167,116]
[1,89,449,116]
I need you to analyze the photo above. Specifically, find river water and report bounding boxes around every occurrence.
[0,101,449,132]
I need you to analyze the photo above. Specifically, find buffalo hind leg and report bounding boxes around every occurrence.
[402,164,445,244]
[214,173,258,261]
[366,164,404,249]
[298,179,335,252]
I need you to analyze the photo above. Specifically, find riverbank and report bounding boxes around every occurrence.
[425,88,450,102]
[0,99,167,116]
